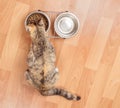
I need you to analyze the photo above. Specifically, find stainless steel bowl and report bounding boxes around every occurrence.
[24,10,51,32]
[54,12,80,38]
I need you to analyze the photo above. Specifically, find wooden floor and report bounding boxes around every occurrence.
[0,0,120,108]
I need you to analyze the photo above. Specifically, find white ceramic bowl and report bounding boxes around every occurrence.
[54,12,80,38]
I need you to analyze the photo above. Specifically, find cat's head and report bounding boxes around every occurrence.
[26,19,46,40]
[26,23,37,40]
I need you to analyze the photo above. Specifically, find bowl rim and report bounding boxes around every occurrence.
[54,11,80,38]
[24,10,51,32]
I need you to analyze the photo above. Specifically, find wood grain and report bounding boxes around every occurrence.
[85,18,113,70]
[0,2,29,71]
[0,0,120,108]
[103,47,120,99]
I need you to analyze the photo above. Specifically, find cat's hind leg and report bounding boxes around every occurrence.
[24,70,34,85]
[24,69,39,89]
[44,68,59,85]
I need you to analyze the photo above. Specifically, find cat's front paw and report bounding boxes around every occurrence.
[24,70,30,80]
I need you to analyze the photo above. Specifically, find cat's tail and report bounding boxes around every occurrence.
[40,88,81,101]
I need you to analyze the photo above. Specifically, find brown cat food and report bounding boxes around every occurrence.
[26,13,49,31]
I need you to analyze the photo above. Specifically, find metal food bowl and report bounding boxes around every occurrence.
[24,10,51,32]
[54,12,80,38]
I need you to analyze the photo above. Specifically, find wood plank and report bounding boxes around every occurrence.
[103,47,120,99]
[0,0,16,34]
[103,0,120,18]
[72,68,95,108]
[75,0,109,66]
[85,18,113,70]
[98,98,113,108]
[29,0,70,11]
[85,64,110,108]
[45,102,58,108]
[0,69,10,108]
[29,94,45,108]
[17,0,30,5]
[112,87,120,108]
[0,33,6,58]
[0,2,29,71]
[101,13,120,65]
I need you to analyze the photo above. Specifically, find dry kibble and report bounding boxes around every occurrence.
[27,13,49,31]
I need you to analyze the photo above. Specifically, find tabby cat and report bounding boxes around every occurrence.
[25,19,81,101]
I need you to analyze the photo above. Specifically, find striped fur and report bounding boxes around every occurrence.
[25,19,80,101]
[41,88,81,101]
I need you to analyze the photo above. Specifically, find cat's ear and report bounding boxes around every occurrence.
[38,19,44,26]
